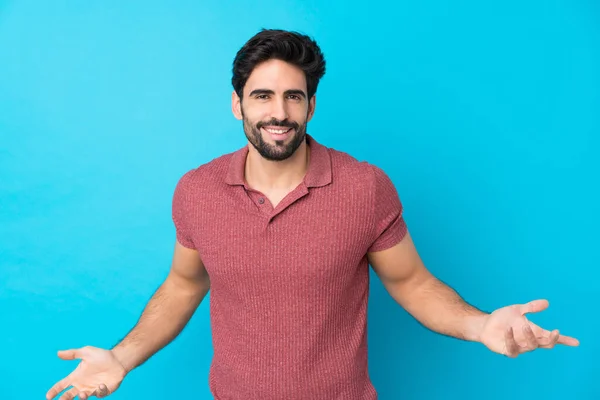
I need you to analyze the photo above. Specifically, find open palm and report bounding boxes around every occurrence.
[46,346,127,400]
[480,299,579,357]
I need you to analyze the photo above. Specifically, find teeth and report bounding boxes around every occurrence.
[265,128,290,134]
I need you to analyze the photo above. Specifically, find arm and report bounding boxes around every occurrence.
[46,240,210,400]
[368,231,580,357]
[368,231,487,342]
[366,165,578,356]
[111,240,210,372]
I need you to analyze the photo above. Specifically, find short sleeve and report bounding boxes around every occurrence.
[367,165,408,253]
[172,170,197,249]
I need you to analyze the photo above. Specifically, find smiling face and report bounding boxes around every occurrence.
[232,59,316,161]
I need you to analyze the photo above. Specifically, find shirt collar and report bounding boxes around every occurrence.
[225,134,332,188]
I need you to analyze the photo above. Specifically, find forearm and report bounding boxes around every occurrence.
[391,276,488,342]
[111,278,209,372]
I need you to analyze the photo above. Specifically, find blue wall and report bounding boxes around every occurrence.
[1,1,597,399]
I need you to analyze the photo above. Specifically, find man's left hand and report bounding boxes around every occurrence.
[479,299,580,357]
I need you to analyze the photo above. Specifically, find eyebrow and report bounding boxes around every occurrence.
[248,89,307,99]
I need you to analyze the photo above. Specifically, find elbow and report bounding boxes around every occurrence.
[381,271,436,308]
[165,273,210,298]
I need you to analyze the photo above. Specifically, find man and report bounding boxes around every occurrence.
[46,29,579,400]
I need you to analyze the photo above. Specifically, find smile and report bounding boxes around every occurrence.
[263,127,292,134]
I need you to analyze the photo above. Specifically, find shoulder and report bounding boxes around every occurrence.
[174,152,235,190]
[328,147,392,188]
[326,146,401,216]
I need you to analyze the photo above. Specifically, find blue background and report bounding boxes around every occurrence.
[1,1,598,399]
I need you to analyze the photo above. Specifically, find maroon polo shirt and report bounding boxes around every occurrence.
[171,134,408,400]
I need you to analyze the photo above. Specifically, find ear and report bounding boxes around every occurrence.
[232,90,243,120]
[306,95,317,122]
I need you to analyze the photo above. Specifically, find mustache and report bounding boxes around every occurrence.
[256,119,299,130]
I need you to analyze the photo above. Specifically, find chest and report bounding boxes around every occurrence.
[190,186,373,294]
[261,188,289,209]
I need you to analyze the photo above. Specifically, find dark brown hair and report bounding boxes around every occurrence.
[231,29,326,99]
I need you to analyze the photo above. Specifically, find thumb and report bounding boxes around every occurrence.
[519,299,549,315]
[57,348,84,360]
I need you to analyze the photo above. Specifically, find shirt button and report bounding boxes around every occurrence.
[258,197,265,204]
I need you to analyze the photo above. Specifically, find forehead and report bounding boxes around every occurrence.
[244,59,307,94]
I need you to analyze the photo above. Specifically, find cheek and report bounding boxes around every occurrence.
[291,112,308,124]
[292,104,310,119]
[244,107,270,124]
[241,111,259,126]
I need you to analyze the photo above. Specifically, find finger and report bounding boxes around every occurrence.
[504,327,520,357]
[538,329,560,348]
[46,377,71,399]
[557,334,580,347]
[531,324,580,347]
[519,299,549,315]
[92,384,111,398]
[59,387,79,400]
[528,321,550,337]
[79,389,96,400]
[522,325,539,350]
[57,348,83,361]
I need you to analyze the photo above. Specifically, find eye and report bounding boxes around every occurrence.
[256,94,269,100]
[287,94,301,101]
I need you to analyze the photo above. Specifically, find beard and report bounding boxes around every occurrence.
[242,112,308,162]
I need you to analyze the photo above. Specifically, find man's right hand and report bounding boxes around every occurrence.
[46,346,128,400]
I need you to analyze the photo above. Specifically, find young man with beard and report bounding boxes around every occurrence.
[46,29,579,400]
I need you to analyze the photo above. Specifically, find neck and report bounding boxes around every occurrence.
[245,140,310,191]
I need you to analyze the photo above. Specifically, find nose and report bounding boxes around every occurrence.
[268,97,289,121]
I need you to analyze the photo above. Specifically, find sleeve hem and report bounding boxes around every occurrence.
[367,216,408,253]
[176,234,196,250]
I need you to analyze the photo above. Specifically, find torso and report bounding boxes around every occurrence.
[170,135,407,399]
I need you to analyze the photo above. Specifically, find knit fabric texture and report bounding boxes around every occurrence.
[171,134,408,399]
